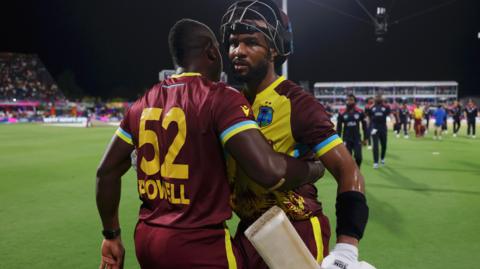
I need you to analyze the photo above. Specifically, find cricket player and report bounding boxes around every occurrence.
[465,99,478,138]
[451,100,462,137]
[397,102,410,138]
[433,104,447,140]
[424,104,431,134]
[364,98,374,150]
[412,103,424,137]
[366,95,391,168]
[96,19,325,269]
[337,94,368,167]
[221,1,370,268]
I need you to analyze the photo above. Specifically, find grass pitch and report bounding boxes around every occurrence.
[0,123,479,268]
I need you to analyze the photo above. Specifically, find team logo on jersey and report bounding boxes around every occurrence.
[241,105,250,117]
[257,106,274,127]
[354,113,360,120]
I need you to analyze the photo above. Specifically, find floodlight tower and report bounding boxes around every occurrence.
[375,4,388,42]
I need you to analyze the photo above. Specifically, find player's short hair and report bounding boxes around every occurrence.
[347,94,357,103]
[168,19,217,67]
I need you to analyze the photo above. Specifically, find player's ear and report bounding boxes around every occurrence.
[206,42,218,62]
[269,48,278,62]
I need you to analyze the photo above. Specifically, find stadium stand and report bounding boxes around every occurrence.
[0,53,64,102]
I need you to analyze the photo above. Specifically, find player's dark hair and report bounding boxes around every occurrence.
[347,94,357,103]
[168,19,217,67]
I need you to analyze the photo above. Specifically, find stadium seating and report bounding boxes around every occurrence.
[0,53,64,102]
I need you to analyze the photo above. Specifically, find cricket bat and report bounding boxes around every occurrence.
[244,206,321,269]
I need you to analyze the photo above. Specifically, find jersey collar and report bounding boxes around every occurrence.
[171,72,202,78]
[256,75,286,100]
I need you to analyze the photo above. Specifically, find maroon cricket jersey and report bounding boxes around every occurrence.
[116,73,258,229]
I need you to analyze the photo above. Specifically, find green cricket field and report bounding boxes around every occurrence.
[1,124,479,268]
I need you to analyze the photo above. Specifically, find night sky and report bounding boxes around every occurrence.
[2,0,479,99]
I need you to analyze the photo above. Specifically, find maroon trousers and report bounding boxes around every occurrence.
[134,221,244,269]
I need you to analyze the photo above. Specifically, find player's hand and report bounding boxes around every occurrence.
[321,243,358,269]
[99,237,125,269]
[361,139,368,146]
[130,149,137,171]
[307,160,325,184]
[298,150,317,162]
[298,151,325,183]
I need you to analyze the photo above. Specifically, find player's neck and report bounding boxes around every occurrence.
[245,69,278,99]
[176,65,215,81]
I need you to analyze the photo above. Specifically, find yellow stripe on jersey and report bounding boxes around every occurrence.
[310,216,324,263]
[313,134,343,157]
[170,72,201,78]
[115,127,133,145]
[220,120,259,145]
[255,76,286,100]
[224,229,238,269]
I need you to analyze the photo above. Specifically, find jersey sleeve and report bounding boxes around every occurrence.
[115,107,134,145]
[212,85,259,145]
[290,91,343,158]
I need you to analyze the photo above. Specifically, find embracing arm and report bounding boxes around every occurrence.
[225,129,324,192]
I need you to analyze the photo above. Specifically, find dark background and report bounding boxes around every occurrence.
[1,0,479,99]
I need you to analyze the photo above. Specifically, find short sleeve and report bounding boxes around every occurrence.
[290,90,342,157]
[115,107,134,145]
[212,85,259,145]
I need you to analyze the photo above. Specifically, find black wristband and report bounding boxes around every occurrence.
[336,191,369,240]
[102,228,121,239]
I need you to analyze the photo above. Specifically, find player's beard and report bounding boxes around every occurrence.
[231,55,269,84]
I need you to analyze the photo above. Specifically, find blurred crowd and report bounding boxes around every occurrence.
[0,53,64,101]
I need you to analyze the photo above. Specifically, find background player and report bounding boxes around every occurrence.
[397,101,410,138]
[433,103,447,140]
[424,104,431,134]
[96,19,325,269]
[364,98,374,150]
[451,100,462,137]
[391,101,401,137]
[337,94,368,167]
[367,95,391,168]
[221,1,371,269]
[465,99,478,138]
[412,102,424,137]
[442,103,448,134]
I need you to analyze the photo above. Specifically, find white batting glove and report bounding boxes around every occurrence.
[321,244,376,269]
